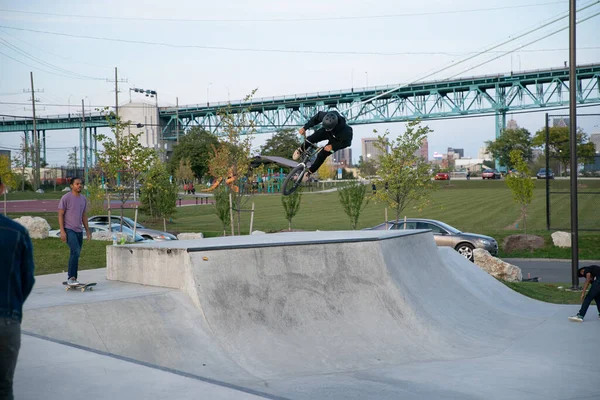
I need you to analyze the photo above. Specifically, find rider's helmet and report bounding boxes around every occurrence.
[322,112,338,131]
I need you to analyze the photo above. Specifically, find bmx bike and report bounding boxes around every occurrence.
[282,140,324,196]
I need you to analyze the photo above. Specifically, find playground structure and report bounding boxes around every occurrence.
[202,168,286,194]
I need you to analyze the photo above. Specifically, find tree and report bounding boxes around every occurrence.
[0,155,16,190]
[281,187,302,231]
[0,155,15,214]
[212,185,231,236]
[337,180,370,229]
[67,146,78,171]
[169,127,219,179]
[139,159,178,219]
[317,157,335,180]
[259,129,302,158]
[207,90,258,235]
[12,135,29,191]
[505,149,535,241]
[532,126,596,176]
[373,120,437,222]
[357,155,378,177]
[175,159,195,187]
[95,109,158,223]
[484,128,533,169]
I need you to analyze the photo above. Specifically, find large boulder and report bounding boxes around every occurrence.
[473,249,522,282]
[177,232,204,240]
[13,216,51,239]
[502,234,545,253]
[551,231,571,248]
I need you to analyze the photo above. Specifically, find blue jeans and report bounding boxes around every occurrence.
[578,280,600,318]
[66,229,83,280]
[0,318,20,400]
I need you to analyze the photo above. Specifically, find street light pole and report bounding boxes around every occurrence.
[568,0,579,289]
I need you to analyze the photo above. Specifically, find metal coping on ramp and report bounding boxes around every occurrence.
[22,330,291,400]
[124,229,430,253]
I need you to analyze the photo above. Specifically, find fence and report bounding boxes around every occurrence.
[544,113,600,231]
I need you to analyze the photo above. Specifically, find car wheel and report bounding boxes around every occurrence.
[456,243,475,262]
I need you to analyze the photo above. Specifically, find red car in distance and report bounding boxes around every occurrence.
[435,172,450,180]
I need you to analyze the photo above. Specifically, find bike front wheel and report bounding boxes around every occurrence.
[282,165,306,196]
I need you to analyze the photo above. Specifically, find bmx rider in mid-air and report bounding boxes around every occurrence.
[293,110,353,181]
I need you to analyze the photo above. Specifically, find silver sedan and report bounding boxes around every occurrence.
[367,218,498,262]
[87,215,177,241]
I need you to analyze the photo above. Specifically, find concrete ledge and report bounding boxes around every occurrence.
[107,246,191,289]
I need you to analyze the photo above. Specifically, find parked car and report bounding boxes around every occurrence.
[49,223,152,243]
[536,168,555,179]
[87,215,178,241]
[366,218,498,262]
[482,169,501,179]
[435,172,450,180]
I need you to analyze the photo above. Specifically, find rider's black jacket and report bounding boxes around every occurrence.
[303,110,353,148]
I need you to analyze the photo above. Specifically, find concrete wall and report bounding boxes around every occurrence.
[107,245,190,289]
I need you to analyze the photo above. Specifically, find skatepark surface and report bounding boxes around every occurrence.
[17,230,600,399]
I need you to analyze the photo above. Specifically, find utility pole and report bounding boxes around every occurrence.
[568,0,579,290]
[176,97,180,144]
[82,99,87,182]
[106,67,127,147]
[115,67,119,121]
[29,72,40,191]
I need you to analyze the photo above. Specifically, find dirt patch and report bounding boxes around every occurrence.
[440,184,458,189]
[578,183,588,189]
[502,234,545,253]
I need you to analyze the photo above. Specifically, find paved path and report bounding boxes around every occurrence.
[4,197,213,213]
[504,258,600,283]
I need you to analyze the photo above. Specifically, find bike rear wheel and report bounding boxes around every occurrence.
[282,164,306,196]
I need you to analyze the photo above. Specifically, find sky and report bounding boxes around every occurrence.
[0,0,599,165]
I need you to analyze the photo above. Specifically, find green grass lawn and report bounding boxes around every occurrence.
[505,281,597,306]
[32,238,111,276]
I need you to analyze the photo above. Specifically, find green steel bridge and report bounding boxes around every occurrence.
[1,63,599,166]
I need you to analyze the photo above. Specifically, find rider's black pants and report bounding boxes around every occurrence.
[303,130,347,174]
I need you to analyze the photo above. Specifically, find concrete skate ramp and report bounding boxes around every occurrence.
[23,230,600,399]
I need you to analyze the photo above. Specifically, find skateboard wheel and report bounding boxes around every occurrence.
[89,287,93,291]
[65,287,69,291]
[81,288,85,292]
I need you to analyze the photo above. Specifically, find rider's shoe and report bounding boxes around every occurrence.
[303,172,312,182]
[292,147,302,161]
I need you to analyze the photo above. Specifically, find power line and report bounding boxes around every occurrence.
[1,24,596,57]
[0,28,113,71]
[0,36,104,80]
[350,1,600,112]
[0,2,569,23]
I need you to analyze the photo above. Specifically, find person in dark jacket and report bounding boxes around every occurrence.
[0,175,35,399]
[293,110,353,181]
[569,265,600,322]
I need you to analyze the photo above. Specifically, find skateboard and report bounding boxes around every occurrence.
[62,282,97,292]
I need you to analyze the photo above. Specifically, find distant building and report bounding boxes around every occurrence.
[506,119,519,130]
[553,117,570,128]
[361,138,385,163]
[447,147,464,159]
[413,138,429,161]
[590,133,600,154]
[419,138,428,162]
[478,147,492,161]
[333,147,352,166]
